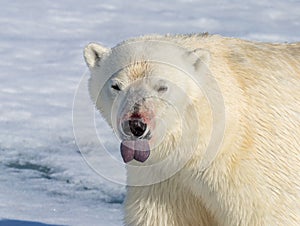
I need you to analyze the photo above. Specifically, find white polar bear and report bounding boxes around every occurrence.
[84,34,300,226]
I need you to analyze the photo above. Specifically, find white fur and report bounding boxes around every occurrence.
[84,34,300,226]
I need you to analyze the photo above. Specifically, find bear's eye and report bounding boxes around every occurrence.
[157,85,168,93]
[111,83,121,91]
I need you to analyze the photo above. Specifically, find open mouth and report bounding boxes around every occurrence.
[120,115,152,163]
[122,118,150,139]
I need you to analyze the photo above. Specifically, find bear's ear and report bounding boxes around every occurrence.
[84,42,110,68]
[186,48,210,71]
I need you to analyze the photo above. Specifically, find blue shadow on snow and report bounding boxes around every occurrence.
[0,219,67,226]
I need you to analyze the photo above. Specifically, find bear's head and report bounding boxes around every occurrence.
[83,39,215,168]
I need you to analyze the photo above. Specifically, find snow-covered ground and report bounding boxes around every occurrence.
[0,0,299,225]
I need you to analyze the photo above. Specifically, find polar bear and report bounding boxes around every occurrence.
[84,34,300,226]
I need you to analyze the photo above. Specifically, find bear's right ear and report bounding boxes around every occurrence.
[84,43,110,68]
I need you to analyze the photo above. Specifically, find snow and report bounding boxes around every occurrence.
[0,0,299,225]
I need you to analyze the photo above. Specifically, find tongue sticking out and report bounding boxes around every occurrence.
[120,140,150,163]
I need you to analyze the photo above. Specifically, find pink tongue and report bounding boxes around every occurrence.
[120,140,150,163]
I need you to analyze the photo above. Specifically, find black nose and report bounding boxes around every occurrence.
[123,119,147,137]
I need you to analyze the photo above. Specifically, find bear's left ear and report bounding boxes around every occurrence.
[84,42,110,69]
[186,48,210,71]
